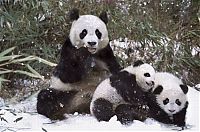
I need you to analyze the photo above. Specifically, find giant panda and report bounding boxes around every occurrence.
[90,60,155,124]
[36,9,122,120]
[147,72,189,128]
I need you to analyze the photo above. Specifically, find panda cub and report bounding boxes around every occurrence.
[90,60,155,124]
[148,72,189,127]
[37,9,122,120]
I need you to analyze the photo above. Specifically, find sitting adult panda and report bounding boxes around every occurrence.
[90,60,155,124]
[37,9,122,120]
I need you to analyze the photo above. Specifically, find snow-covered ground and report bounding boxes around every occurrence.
[0,86,199,132]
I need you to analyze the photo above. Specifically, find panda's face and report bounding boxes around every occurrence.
[135,64,155,92]
[155,88,187,116]
[153,72,188,116]
[69,15,109,54]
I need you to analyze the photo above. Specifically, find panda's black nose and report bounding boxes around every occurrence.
[88,42,96,46]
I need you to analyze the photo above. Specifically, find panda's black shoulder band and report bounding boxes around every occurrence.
[63,36,73,48]
[69,8,79,21]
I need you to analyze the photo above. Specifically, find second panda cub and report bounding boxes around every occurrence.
[148,72,189,127]
[90,60,155,124]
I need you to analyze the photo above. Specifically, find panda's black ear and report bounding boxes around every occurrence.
[153,85,163,95]
[99,11,108,24]
[133,60,144,67]
[69,8,79,21]
[180,84,188,94]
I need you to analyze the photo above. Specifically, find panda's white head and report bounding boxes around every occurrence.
[124,60,156,92]
[153,72,188,116]
[69,9,109,54]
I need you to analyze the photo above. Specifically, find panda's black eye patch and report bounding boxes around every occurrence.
[175,99,181,106]
[163,98,169,105]
[144,73,150,77]
[80,29,87,39]
[95,29,102,39]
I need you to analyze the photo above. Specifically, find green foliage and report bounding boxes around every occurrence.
[0,47,56,90]
[0,0,199,89]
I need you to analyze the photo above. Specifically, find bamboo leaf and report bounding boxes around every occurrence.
[0,77,10,82]
[42,127,47,132]
[0,70,13,74]
[11,56,57,66]
[0,47,16,57]
[0,77,10,90]
[0,117,8,123]
[11,56,36,63]
[34,56,57,67]
[0,55,22,62]
[188,31,200,38]
[13,117,23,122]
[27,64,44,80]
[13,70,44,80]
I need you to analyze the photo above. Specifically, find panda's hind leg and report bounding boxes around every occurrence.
[92,98,114,122]
[37,88,77,120]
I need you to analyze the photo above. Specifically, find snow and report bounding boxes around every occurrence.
[192,47,200,56]
[195,84,200,91]
[0,86,199,131]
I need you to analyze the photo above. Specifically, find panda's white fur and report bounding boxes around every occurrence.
[123,64,155,92]
[69,15,109,54]
[153,72,188,116]
[50,76,73,91]
[90,78,123,115]
[90,62,155,118]
[153,72,183,91]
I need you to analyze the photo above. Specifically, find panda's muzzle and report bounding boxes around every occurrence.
[86,42,97,53]
[146,81,154,87]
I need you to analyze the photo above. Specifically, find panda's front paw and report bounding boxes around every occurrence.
[115,104,135,125]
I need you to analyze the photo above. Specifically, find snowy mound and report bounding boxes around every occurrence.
[0,87,199,131]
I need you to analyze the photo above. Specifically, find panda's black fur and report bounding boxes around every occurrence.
[37,9,122,120]
[110,70,148,104]
[53,38,92,84]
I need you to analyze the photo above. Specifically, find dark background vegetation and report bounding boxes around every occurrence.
[0,0,199,99]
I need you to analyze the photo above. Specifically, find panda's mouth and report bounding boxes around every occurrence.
[87,47,97,53]
[169,109,175,113]
[146,81,154,87]
[83,44,97,53]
